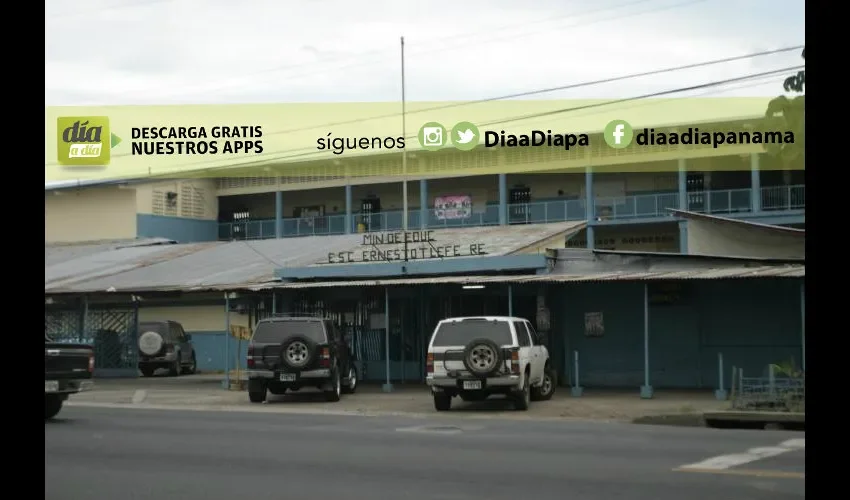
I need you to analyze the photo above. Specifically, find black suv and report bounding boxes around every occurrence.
[246,316,357,403]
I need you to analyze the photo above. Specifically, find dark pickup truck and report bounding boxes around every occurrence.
[45,334,95,419]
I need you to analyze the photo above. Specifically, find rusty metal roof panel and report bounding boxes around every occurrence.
[44,222,583,293]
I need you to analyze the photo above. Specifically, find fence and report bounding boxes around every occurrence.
[730,369,805,413]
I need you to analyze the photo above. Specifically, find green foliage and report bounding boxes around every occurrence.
[769,358,804,379]
[763,48,805,165]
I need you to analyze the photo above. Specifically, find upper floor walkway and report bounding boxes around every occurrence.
[218,184,805,240]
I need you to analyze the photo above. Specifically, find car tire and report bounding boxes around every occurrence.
[168,357,180,377]
[324,369,342,402]
[341,365,358,394]
[462,337,504,377]
[45,395,63,420]
[433,392,452,411]
[280,336,318,371]
[140,367,155,377]
[248,387,267,403]
[514,373,531,411]
[531,368,557,401]
[182,353,197,375]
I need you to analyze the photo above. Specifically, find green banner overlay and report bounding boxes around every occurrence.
[45,97,802,182]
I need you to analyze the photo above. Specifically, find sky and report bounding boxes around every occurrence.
[45,0,805,186]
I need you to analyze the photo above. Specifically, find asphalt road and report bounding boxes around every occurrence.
[45,406,805,500]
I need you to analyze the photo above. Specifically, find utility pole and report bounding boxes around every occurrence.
[400,36,409,231]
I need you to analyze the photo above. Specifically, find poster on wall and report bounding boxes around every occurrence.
[434,195,472,220]
[584,312,605,337]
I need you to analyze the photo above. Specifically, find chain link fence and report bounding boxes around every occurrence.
[730,368,805,413]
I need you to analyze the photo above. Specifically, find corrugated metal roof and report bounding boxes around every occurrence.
[670,210,805,235]
[257,265,804,290]
[45,222,582,294]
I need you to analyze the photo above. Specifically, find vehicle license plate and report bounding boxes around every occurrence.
[463,380,482,390]
[45,381,59,393]
[279,373,296,382]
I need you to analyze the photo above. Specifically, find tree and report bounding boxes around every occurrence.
[763,48,804,165]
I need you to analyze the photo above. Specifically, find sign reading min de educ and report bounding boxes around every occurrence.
[325,230,488,264]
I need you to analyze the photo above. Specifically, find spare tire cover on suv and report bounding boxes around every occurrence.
[139,331,164,356]
[462,337,503,377]
[279,335,318,371]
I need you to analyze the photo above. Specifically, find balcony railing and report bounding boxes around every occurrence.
[218,184,805,240]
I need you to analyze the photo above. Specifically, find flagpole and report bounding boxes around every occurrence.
[400,36,409,231]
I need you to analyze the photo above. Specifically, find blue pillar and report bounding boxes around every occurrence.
[585,168,595,249]
[677,158,687,210]
[222,293,231,389]
[382,287,393,393]
[751,153,761,212]
[640,283,653,398]
[274,191,283,238]
[678,220,688,254]
[498,174,507,226]
[508,285,514,316]
[345,185,353,234]
[419,179,428,229]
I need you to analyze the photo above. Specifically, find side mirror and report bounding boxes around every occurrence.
[185,334,192,341]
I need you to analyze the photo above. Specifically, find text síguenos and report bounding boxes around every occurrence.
[484,130,590,150]
[317,134,406,155]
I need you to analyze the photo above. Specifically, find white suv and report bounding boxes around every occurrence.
[425,316,556,411]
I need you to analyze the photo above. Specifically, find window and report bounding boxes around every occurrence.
[525,322,541,345]
[514,321,531,346]
[180,184,206,218]
[431,319,513,347]
[251,320,327,344]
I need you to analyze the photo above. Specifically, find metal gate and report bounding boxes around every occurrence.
[45,306,139,378]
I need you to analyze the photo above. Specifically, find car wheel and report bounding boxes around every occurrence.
[531,368,557,401]
[433,392,451,411]
[342,365,358,394]
[45,395,63,420]
[248,382,267,403]
[514,373,531,411]
[182,353,197,375]
[168,356,180,377]
[324,369,342,402]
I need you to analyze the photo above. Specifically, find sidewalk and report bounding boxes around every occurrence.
[72,375,729,422]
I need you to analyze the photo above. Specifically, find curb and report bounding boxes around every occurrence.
[631,413,705,427]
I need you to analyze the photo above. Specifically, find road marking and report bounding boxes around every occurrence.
[677,438,804,471]
[674,467,804,479]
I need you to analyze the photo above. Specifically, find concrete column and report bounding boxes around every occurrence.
[382,287,393,393]
[751,153,761,212]
[640,283,654,399]
[344,185,353,234]
[274,191,283,238]
[419,179,428,229]
[498,174,507,226]
[585,168,595,249]
[678,220,688,254]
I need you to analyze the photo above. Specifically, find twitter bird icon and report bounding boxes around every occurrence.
[456,129,475,144]
[450,121,480,150]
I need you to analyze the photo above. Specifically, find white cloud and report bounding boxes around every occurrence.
[45,0,805,106]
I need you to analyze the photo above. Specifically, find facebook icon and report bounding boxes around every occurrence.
[604,120,633,149]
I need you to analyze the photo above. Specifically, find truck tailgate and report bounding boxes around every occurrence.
[45,343,93,380]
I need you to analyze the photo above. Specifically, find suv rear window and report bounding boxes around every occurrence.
[252,320,327,344]
[139,322,172,340]
[430,319,513,347]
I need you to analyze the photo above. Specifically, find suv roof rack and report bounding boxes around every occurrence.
[264,313,327,318]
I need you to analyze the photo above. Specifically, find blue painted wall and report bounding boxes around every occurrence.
[137,214,218,243]
[188,331,248,372]
[553,279,804,389]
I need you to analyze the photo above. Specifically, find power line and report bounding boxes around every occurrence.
[90,44,803,165]
[91,65,801,179]
[71,0,704,104]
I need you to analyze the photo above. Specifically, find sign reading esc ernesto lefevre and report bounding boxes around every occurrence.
[326,230,488,264]
[129,125,265,155]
